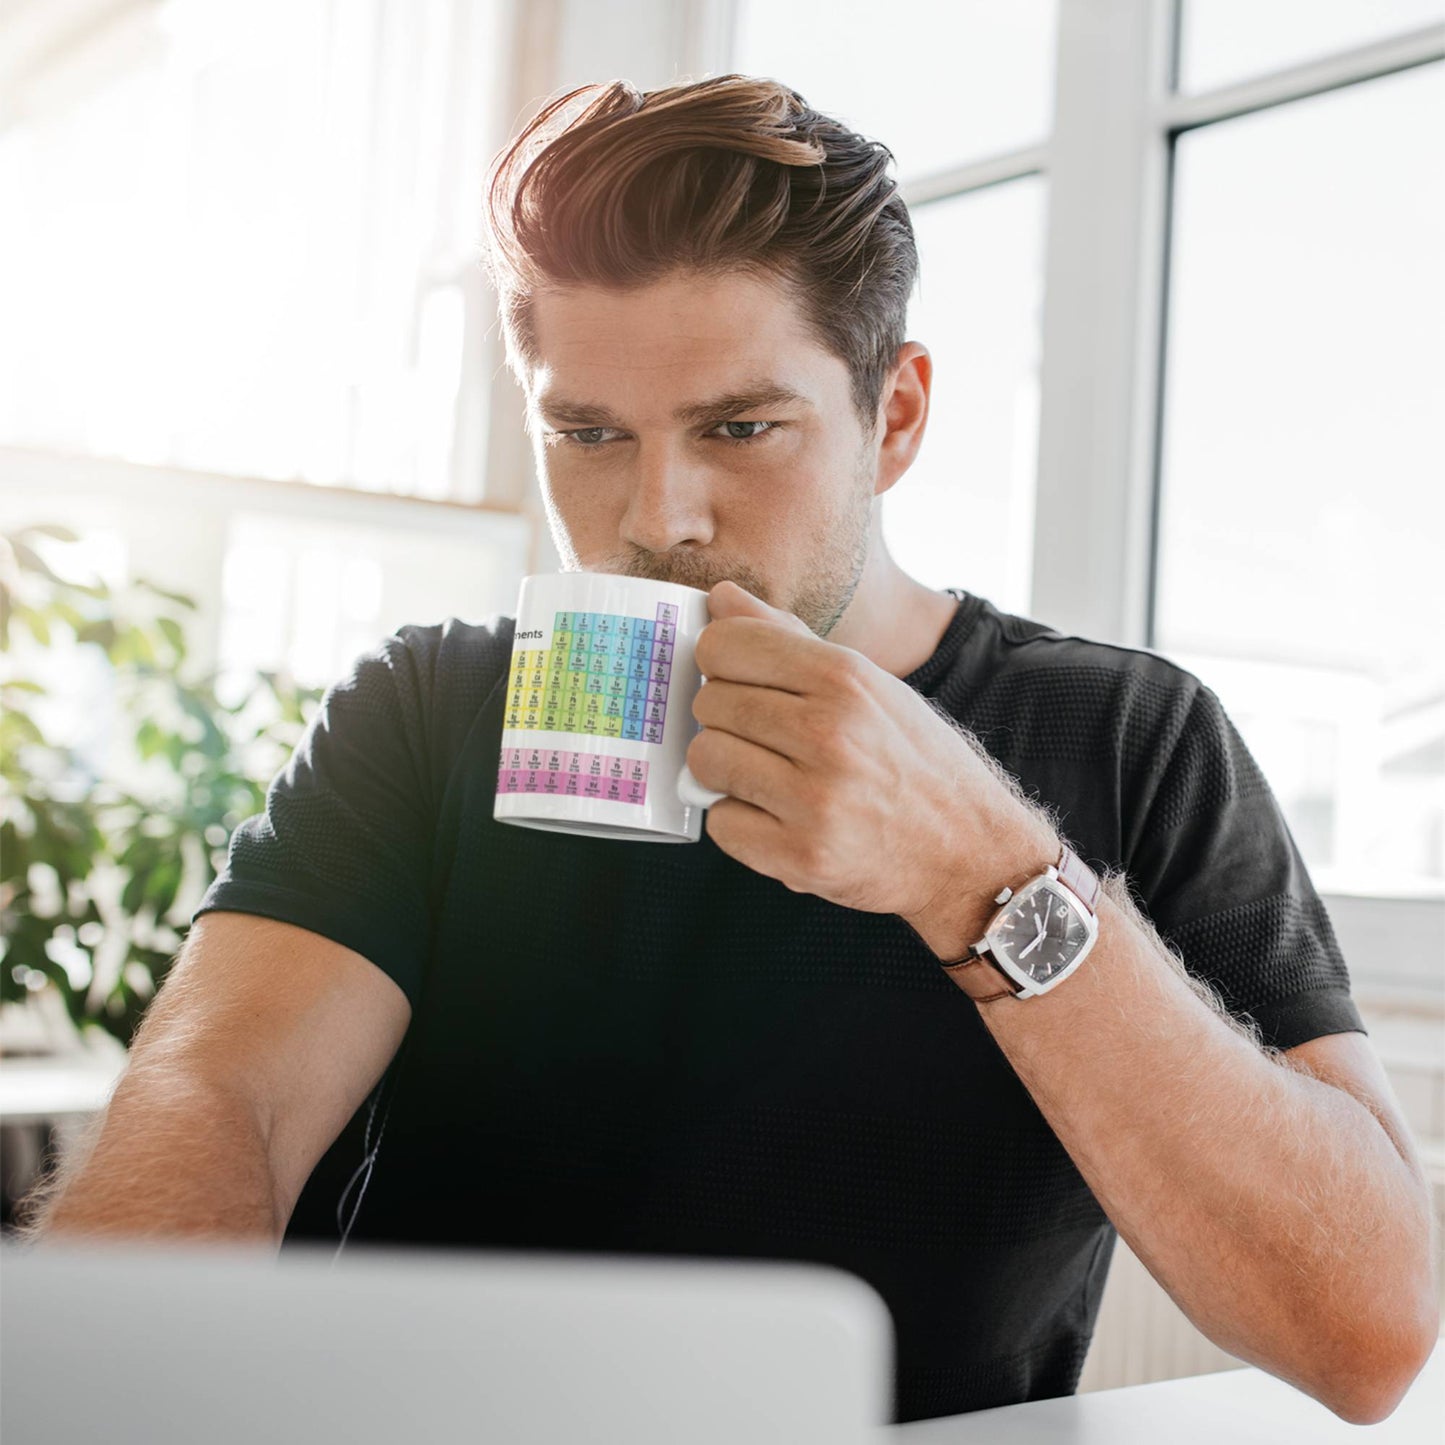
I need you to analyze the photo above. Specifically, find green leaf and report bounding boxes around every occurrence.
[9,538,65,584]
[75,618,118,650]
[0,708,45,749]
[156,616,187,659]
[135,578,198,610]
[136,718,164,759]
[51,598,92,634]
[1,678,44,695]
[120,869,149,916]
[148,856,182,918]
[16,524,80,543]
[112,627,157,668]
[0,819,27,883]
[12,603,51,647]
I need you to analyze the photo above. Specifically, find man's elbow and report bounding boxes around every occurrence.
[1322,1293,1438,1426]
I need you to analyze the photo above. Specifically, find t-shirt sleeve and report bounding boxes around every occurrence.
[1122,674,1365,1052]
[191,628,438,1008]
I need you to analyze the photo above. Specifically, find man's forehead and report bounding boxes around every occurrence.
[523,271,849,409]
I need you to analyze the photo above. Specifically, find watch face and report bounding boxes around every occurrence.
[994,882,1091,984]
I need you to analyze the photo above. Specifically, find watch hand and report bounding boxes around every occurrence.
[1019,928,1046,960]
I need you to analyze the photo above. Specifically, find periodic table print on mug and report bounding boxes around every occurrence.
[493,572,725,842]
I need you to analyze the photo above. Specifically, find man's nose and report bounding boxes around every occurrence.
[619,448,714,554]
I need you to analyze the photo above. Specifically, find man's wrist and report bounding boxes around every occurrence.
[902,818,1062,964]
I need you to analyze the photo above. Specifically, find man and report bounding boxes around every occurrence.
[27,76,1437,1424]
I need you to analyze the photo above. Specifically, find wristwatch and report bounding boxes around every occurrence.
[941,845,1102,1002]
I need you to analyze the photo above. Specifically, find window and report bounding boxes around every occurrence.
[1156,61,1445,895]
[217,506,528,697]
[733,0,1056,179]
[1178,0,1445,92]
[890,180,1045,609]
[0,0,503,500]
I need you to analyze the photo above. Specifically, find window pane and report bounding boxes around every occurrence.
[885,178,1045,612]
[1179,0,1445,93]
[1156,64,1445,895]
[733,1,1057,179]
[0,0,497,498]
[217,510,524,694]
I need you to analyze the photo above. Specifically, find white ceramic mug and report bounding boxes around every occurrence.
[493,572,727,842]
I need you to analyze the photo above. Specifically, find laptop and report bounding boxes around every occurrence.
[1,1242,892,1443]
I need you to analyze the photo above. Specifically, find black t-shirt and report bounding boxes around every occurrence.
[193,591,1364,1423]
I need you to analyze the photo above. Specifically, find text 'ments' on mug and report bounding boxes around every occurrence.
[493,572,726,843]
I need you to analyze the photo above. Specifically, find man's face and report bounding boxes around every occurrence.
[522,268,881,636]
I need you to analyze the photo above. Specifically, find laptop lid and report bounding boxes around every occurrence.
[1,1243,892,1443]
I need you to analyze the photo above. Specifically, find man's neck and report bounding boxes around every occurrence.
[827,536,960,680]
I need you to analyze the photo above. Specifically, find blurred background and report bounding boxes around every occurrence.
[1,0,1442,1390]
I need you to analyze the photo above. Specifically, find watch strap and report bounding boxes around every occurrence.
[1056,845,1101,913]
[940,954,1018,1003]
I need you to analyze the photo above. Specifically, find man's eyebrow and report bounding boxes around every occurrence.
[536,384,811,431]
[674,385,811,429]
[535,398,626,428]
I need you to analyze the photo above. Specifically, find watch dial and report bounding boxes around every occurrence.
[996,884,1089,982]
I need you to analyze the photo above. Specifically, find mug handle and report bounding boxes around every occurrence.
[677,764,726,809]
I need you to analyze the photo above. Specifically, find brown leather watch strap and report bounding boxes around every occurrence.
[940,954,1018,1003]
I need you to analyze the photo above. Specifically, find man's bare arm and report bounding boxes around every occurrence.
[910,869,1440,1427]
[15,912,411,1246]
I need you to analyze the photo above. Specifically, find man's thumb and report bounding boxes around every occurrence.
[707,579,808,632]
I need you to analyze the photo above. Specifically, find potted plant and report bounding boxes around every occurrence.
[0,523,324,1052]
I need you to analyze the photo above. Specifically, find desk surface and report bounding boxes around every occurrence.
[0,1055,123,1125]
[890,1341,1443,1442]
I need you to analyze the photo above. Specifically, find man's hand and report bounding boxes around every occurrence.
[687,581,1059,944]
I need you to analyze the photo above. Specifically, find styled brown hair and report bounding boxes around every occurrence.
[482,74,918,422]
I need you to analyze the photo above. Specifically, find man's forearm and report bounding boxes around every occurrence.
[17,1067,282,1246]
[912,870,1437,1424]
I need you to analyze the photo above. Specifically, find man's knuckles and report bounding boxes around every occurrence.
[820,646,872,695]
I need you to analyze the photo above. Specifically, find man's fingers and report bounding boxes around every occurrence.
[692,679,811,762]
[703,797,800,886]
[695,616,839,692]
[686,727,797,818]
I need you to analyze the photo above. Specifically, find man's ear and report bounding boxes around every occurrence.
[871,342,931,499]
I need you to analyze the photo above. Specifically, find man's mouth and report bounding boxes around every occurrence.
[603,547,771,603]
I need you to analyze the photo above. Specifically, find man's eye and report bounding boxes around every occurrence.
[565,427,618,446]
[713,420,774,442]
